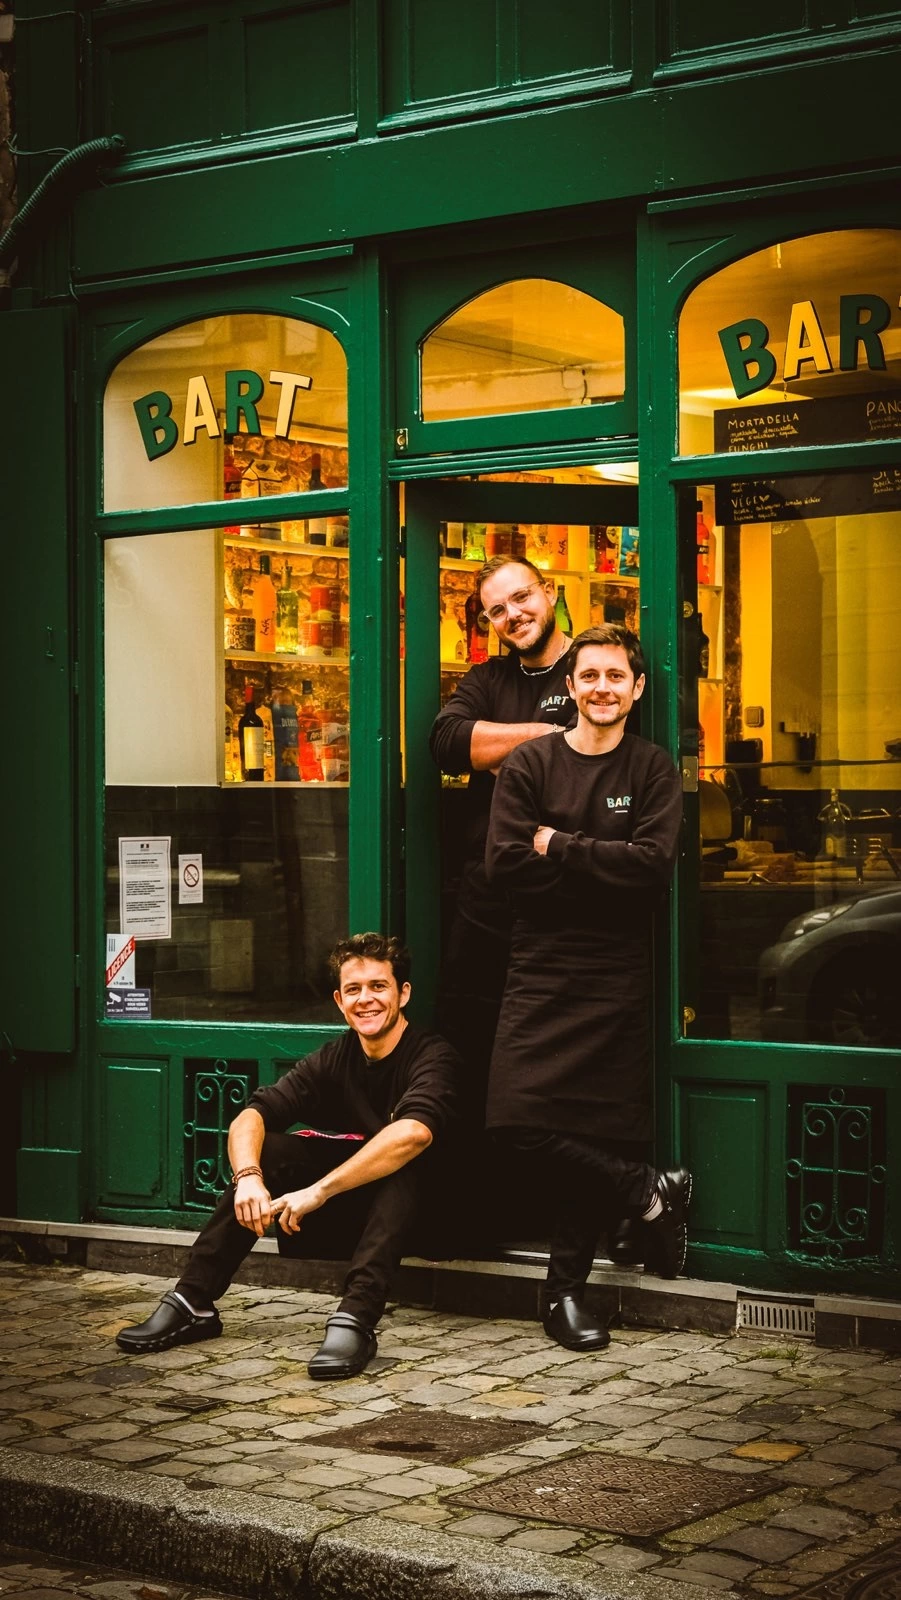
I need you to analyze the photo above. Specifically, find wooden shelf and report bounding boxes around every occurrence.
[224,536,348,559]
[223,779,349,789]
[225,649,349,665]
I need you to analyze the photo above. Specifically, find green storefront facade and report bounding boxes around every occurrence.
[3,1,901,1303]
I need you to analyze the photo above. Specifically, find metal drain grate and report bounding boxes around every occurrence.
[792,1536,901,1598]
[312,1409,545,1465]
[737,1292,816,1338]
[450,1452,777,1536]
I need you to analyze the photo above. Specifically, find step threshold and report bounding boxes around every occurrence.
[2,1214,898,1351]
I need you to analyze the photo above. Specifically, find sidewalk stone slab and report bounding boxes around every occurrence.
[713,1525,813,1561]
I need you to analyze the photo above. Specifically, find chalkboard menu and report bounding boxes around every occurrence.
[715,466,901,525]
[713,390,901,453]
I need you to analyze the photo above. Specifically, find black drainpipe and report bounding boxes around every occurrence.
[0,132,126,277]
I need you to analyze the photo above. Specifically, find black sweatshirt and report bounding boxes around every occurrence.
[247,1023,459,1144]
[429,651,574,926]
[486,732,683,938]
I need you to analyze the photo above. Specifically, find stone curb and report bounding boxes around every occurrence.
[0,1448,732,1600]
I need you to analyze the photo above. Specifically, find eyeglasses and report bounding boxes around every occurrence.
[480,582,545,626]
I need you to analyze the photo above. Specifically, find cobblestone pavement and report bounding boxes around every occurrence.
[1,1262,900,1597]
[0,1543,240,1600]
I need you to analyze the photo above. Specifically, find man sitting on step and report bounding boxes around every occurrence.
[116,932,459,1381]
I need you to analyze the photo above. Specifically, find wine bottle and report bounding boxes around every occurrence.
[238,684,265,781]
[307,452,327,545]
[252,553,277,654]
[276,562,299,653]
[696,501,712,585]
[554,584,573,637]
[464,591,489,662]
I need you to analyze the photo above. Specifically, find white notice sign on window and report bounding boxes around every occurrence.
[119,836,171,940]
[178,853,204,905]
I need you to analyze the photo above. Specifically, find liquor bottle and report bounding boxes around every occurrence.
[276,562,299,653]
[463,523,487,562]
[696,501,712,585]
[819,788,849,859]
[548,526,569,570]
[271,688,300,781]
[445,522,464,559]
[511,524,527,560]
[592,525,616,574]
[252,553,277,654]
[307,452,327,545]
[257,699,276,782]
[554,584,573,637]
[238,684,264,781]
[297,680,324,780]
[464,591,489,662]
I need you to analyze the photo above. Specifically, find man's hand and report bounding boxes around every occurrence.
[233,1174,274,1237]
[533,825,556,855]
[270,1183,328,1235]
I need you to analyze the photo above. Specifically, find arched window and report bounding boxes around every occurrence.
[678,230,901,456]
[420,278,625,422]
[103,312,348,512]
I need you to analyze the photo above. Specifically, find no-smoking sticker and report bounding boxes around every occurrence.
[178,853,204,905]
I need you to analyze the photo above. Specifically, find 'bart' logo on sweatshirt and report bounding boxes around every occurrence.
[607,795,632,811]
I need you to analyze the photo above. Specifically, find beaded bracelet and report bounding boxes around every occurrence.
[231,1165,263,1185]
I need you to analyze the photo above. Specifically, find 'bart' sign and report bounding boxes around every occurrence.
[133,369,313,460]
[718,294,899,399]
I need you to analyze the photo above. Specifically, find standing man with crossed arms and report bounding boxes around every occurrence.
[485,625,689,1351]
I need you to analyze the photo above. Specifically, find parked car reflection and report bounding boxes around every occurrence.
[758,887,901,1048]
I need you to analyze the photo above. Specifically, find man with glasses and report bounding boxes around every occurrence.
[429,557,573,1243]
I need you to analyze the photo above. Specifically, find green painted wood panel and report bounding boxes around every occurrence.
[95,24,213,155]
[383,0,624,115]
[101,1059,166,1201]
[0,311,75,1054]
[665,0,810,57]
[677,1085,768,1249]
[515,0,616,83]
[243,3,353,131]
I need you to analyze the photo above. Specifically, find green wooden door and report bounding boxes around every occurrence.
[403,477,640,1019]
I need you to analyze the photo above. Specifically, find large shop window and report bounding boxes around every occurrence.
[677,234,901,1051]
[420,278,625,421]
[102,314,350,1023]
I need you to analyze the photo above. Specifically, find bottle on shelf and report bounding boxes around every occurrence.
[271,687,300,781]
[257,698,275,782]
[463,523,487,563]
[307,452,327,545]
[297,679,324,781]
[238,684,265,781]
[276,561,299,653]
[252,553,277,654]
[554,583,573,637]
[696,501,717,586]
[511,524,527,560]
[464,591,489,663]
[445,522,464,559]
[548,526,569,570]
[592,525,616,574]
[819,787,850,859]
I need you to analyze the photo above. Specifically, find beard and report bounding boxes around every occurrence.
[508,607,557,661]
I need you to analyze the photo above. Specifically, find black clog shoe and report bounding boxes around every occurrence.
[542,1294,611,1351]
[307,1311,377,1380]
[115,1291,222,1354]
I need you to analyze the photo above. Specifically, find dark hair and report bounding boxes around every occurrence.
[566,624,646,680]
[476,554,546,599]
[328,932,411,988]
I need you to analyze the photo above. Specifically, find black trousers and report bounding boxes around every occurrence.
[175,1131,421,1328]
[495,1129,657,1302]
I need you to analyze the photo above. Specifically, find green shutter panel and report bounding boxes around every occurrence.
[0,308,75,1052]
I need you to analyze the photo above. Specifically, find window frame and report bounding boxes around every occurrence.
[393,234,636,455]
